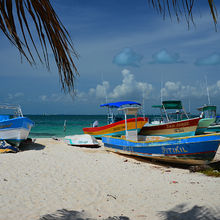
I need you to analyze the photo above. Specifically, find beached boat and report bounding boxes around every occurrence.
[102,134,220,164]
[195,105,216,135]
[83,101,147,138]
[64,134,99,147]
[206,116,220,133]
[139,100,201,137]
[0,104,34,146]
[102,106,220,164]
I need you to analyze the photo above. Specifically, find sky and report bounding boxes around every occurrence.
[0,0,220,115]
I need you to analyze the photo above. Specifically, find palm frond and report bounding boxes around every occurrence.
[0,0,79,93]
[148,0,218,30]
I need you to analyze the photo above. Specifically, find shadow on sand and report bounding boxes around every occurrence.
[116,153,192,169]
[19,139,45,151]
[115,153,220,172]
[158,204,220,220]
[39,209,129,220]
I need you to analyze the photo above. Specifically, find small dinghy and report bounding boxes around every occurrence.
[64,134,99,148]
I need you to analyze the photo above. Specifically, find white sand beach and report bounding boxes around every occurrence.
[0,138,220,220]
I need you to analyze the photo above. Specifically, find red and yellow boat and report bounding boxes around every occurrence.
[83,101,147,138]
[139,100,201,137]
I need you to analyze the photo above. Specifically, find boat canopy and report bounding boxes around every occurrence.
[152,101,183,110]
[152,105,163,108]
[100,101,141,108]
[197,105,216,112]
[162,101,183,109]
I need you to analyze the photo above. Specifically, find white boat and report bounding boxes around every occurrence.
[0,104,34,146]
[64,134,99,147]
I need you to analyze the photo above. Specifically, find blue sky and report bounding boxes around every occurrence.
[0,0,220,114]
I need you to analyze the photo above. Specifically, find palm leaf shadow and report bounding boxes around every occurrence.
[158,204,220,220]
[39,209,130,220]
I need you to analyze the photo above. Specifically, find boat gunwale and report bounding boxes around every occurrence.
[102,133,220,144]
[143,117,200,130]
[83,117,146,132]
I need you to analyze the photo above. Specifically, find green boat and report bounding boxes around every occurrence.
[195,105,216,135]
[206,116,220,133]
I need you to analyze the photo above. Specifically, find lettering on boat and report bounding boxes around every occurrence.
[162,146,188,154]
[113,126,125,131]
[0,123,12,129]
[174,128,184,133]
[166,121,189,129]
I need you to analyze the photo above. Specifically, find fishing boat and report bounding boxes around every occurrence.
[206,116,220,133]
[83,101,147,138]
[64,134,99,147]
[139,100,201,138]
[102,106,220,164]
[0,104,34,146]
[102,134,220,164]
[195,105,216,135]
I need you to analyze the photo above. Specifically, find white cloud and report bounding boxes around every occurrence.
[39,94,72,103]
[92,81,109,99]
[161,80,220,99]
[161,81,202,98]
[39,95,47,101]
[108,69,153,100]
[7,92,24,100]
[208,80,220,96]
[83,69,153,102]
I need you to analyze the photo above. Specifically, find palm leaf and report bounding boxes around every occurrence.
[0,0,79,93]
[148,0,218,30]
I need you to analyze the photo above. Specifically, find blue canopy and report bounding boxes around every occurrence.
[100,101,141,108]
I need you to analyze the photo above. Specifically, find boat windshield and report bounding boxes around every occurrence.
[152,100,189,123]
[215,116,220,125]
[100,101,143,125]
[0,104,23,118]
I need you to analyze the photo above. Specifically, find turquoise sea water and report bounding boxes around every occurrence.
[27,115,108,138]
[27,114,200,138]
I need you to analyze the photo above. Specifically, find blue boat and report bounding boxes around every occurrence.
[0,105,34,146]
[102,106,220,164]
[102,134,220,164]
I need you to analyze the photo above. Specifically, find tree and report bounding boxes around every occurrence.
[0,0,78,93]
[0,0,218,94]
[148,0,218,30]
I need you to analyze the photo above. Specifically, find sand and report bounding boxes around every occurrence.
[0,138,220,220]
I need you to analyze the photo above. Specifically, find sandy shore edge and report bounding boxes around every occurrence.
[0,138,220,220]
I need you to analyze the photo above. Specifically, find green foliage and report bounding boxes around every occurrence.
[201,168,220,177]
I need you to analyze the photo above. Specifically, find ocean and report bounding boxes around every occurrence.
[27,115,108,138]
[27,114,200,138]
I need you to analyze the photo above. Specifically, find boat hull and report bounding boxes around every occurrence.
[0,117,34,146]
[83,117,147,138]
[139,117,200,138]
[195,118,216,135]
[64,134,99,147]
[102,133,220,164]
[206,125,220,133]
